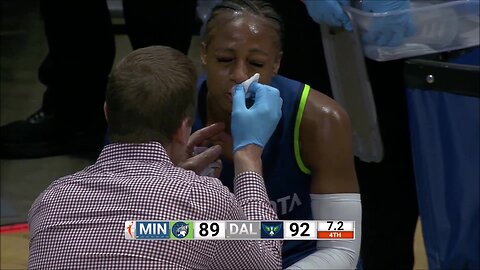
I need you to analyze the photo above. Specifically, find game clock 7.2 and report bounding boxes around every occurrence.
[317,220,355,240]
[327,221,344,231]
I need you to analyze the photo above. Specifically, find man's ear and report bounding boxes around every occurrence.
[200,42,208,67]
[103,102,108,122]
[172,118,192,145]
[273,51,283,75]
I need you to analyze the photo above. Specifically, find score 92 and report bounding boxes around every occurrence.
[194,221,226,239]
[284,221,317,239]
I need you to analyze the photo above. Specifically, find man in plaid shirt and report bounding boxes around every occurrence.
[28,45,283,269]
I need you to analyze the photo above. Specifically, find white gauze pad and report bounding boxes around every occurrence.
[192,146,222,177]
[241,73,259,99]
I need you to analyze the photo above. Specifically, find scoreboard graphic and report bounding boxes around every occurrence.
[125,220,355,240]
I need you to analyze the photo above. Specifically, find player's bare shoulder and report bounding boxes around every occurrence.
[301,89,352,133]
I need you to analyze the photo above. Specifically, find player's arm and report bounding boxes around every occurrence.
[301,89,358,194]
[288,89,361,269]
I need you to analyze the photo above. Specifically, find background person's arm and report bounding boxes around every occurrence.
[302,0,415,46]
[302,0,352,31]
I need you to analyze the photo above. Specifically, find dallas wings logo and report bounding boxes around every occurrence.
[261,222,283,239]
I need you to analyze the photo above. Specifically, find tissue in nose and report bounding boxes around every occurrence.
[242,73,260,99]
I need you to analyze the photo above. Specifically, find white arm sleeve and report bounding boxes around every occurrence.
[287,193,362,269]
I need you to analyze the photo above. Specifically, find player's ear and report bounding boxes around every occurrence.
[103,102,108,122]
[273,51,283,75]
[200,42,208,67]
[172,118,192,145]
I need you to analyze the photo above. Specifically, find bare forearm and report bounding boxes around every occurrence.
[233,145,263,176]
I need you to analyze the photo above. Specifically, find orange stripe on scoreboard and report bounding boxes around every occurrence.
[317,231,354,239]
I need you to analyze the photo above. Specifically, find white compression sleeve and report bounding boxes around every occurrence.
[287,193,362,269]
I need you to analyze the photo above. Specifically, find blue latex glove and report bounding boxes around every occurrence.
[304,0,352,31]
[361,0,416,47]
[231,82,283,152]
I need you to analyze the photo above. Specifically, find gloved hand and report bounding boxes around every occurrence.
[304,0,352,31]
[231,82,282,152]
[361,0,416,47]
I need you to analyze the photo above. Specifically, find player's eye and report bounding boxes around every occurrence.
[217,57,233,63]
[250,62,264,68]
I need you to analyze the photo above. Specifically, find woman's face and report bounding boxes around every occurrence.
[201,13,282,114]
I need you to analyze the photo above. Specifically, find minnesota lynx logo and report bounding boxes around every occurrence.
[171,221,194,239]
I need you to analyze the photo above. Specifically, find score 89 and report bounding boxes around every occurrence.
[194,221,225,239]
[199,222,219,237]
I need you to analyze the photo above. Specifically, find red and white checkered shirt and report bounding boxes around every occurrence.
[28,142,281,269]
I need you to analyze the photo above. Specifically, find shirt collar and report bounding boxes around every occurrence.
[95,142,173,166]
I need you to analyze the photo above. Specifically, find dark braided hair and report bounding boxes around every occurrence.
[202,0,284,50]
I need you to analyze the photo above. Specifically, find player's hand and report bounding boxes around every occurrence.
[304,0,352,31]
[179,123,224,176]
[361,0,416,47]
[231,82,282,152]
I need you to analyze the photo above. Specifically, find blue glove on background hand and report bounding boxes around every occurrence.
[304,0,352,31]
[231,82,282,152]
[361,0,416,47]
